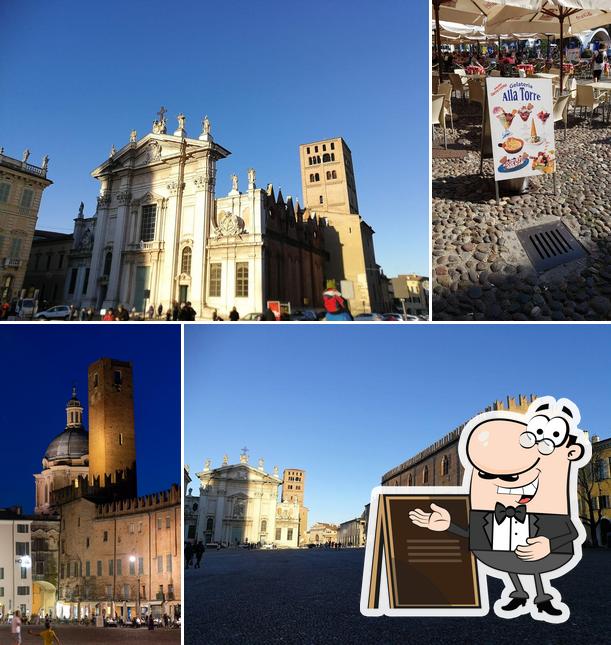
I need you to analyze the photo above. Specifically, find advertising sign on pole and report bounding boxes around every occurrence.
[486,78,555,183]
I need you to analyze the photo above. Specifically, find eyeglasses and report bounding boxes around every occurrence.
[519,414,570,455]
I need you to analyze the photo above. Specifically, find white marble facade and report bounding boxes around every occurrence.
[195,455,299,547]
[71,112,230,315]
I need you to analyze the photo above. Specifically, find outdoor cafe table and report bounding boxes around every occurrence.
[535,72,558,79]
[517,64,535,75]
[586,82,611,122]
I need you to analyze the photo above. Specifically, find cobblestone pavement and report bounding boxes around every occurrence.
[433,95,611,320]
[185,546,610,644]
[0,625,180,643]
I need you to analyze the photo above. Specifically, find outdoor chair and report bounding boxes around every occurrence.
[432,75,440,94]
[432,94,447,150]
[468,78,484,105]
[449,73,468,100]
[553,94,570,140]
[438,81,454,131]
[573,84,607,125]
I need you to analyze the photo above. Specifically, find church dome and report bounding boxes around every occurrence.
[44,386,89,465]
[44,428,89,463]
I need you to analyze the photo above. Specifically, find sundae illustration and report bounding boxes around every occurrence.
[532,150,555,173]
[518,103,534,122]
[537,110,550,124]
[494,106,517,130]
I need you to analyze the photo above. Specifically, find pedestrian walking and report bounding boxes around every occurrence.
[322,288,353,321]
[86,307,94,320]
[117,305,129,321]
[79,307,87,321]
[185,541,193,568]
[11,609,22,644]
[264,307,276,321]
[229,306,240,321]
[148,615,155,630]
[194,540,205,568]
[185,301,196,321]
[102,308,115,321]
[165,309,172,321]
[157,303,163,318]
[172,301,179,321]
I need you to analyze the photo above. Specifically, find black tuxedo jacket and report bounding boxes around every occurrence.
[450,510,578,554]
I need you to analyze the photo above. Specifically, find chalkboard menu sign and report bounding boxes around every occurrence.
[361,490,485,617]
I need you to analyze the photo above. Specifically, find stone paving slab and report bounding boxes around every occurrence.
[432,99,611,320]
[185,546,611,644]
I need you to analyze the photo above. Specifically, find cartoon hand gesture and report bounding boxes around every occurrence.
[409,503,451,532]
[515,536,551,561]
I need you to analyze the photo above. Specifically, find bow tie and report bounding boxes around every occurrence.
[495,502,527,524]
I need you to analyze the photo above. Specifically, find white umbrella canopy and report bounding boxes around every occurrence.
[435,0,508,26]
[485,1,611,36]
[484,1,611,87]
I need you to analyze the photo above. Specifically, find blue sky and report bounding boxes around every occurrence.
[0,0,427,278]
[185,324,611,526]
[0,325,181,513]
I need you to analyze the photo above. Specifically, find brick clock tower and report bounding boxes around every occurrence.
[87,358,137,497]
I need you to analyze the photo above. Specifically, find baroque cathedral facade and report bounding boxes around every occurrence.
[62,109,385,317]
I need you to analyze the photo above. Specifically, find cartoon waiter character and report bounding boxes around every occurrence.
[408,396,591,624]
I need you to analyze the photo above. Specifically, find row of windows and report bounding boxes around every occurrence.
[306,142,335,154]
[307,152,336,166]
[286,476,302,482]
[0,182,34,208]
[309,170,338,183]
[0,586,29,597]
[208,262,249,298]
[61,555,155,579]
[34,252,65,271]
[286,484,301,490]
[394,456,452,486]
[276,527,294,541]
[0,236,23,258]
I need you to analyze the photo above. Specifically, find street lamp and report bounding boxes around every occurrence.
[129,556,140,623]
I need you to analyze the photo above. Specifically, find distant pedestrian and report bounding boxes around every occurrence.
[172,301,180,321]
[185,301,196,321]
[229,306,240,321]
[11,609,22,644]
[102,308,115,321]
[323,289,352,321]
[178,303,189,321]
[185,542,193,568]
[86,307,94,320]
[212,309,219,321]
[165,309,172,321]
[147,305,154,320]
[79,307,87,321]
[157,303,163,319]
[264,307,276,321]
[117,305,129,321]
[148,615,155,631]
[194,540,205,567]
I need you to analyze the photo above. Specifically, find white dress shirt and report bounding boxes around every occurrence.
[492,512,530,551]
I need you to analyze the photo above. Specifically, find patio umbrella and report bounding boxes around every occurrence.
[485,1,611,90]
[433,1,508,79]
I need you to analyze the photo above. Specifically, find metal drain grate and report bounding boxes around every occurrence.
[516,222,587,273]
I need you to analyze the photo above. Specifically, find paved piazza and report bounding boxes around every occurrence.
[433,97,611,320]
[186,547,610,644]
[0,626,180,643]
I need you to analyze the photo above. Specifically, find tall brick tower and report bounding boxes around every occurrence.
[281,469,308,546]
[87,358,137,496]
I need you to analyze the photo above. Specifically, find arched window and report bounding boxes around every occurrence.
[326,171,331,180]
[0,182,11,203]
[423,466,429,484]
[103,252,112,276]
[206,517,213,531]
[181,246,192,275]
[332,170,337,179]
[330,152,335,161]
[317,155,321,163]
[322,153,331,163]
[407,473,413,486]
[310,174,315,182]
[44,484,48,503]
[261,520,267,533]
[319,195,323,204]
[315,173,320,181]
[441,455,449,476]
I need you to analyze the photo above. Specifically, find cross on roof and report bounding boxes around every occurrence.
[157,106,167,122]
[240,446,249,457]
